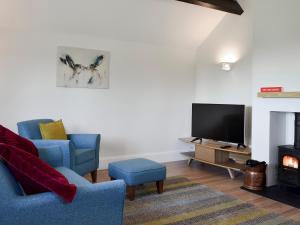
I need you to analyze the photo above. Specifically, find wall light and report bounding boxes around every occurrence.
[221,62,232,71]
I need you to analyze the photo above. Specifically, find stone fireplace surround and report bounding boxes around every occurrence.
[252,98,300,186]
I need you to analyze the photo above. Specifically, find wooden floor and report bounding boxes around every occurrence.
[87,160,300,222]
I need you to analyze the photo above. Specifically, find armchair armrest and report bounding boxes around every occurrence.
[68,134,101,168]
[5,180,126,225]
[32,140,74,168]
[68,134,101,150]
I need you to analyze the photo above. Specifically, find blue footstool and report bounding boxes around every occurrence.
[108,158,166,200]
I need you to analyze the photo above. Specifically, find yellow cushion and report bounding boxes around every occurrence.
[39,120,68,140]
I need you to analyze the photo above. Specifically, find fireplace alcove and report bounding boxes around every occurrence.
[242,112,300,209]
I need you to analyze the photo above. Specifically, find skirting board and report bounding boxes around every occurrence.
[99,150,189,169]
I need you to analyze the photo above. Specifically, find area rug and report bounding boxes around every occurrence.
[124,177,300,225]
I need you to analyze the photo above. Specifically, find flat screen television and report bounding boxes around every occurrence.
[192,103,245,146]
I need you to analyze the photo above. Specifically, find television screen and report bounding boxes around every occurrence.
[192,103,245,144]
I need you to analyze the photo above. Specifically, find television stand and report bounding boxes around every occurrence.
[237,143,247,149]
[191,137,202,143]
[179,138,251,179]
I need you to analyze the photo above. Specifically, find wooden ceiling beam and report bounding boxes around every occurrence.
[176,0,244,15]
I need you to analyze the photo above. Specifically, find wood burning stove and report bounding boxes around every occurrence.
[278,113,300,187]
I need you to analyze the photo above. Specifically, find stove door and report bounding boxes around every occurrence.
[282,155,299,169]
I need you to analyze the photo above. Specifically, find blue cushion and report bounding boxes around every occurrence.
[55,167,91,186]
[108,158,166,186]
[75,148,95,165]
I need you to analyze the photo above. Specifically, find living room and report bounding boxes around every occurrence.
[1,0,300,224]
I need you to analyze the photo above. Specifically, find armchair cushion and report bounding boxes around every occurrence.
[39,120,68,140]
[75,148,95,165]
[0,125,39,156]
[0,144,77,203]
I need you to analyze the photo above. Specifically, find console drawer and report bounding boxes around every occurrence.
[195,145,215,163]
[195,145,229,163]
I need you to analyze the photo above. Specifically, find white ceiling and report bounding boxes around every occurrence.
[0,0,226,48]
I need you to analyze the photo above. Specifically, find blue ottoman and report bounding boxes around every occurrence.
[108,158,166,200]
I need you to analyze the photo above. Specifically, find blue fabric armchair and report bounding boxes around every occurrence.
[17,119,100,182]
[0,145,125,225]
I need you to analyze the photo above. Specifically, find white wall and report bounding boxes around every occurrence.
[194,0,253,145]
[0,31,196,168]
[251,0,300,185]
[195,0,252,105]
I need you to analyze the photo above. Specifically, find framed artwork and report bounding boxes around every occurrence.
[57,46,110,89]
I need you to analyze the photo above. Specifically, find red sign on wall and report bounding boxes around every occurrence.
[260,87,283,92]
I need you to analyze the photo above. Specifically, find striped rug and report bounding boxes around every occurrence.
[124,177,300,225]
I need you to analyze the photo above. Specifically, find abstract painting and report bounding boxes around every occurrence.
[57,46,110,89]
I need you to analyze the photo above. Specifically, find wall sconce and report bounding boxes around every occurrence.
[221,62,232,71]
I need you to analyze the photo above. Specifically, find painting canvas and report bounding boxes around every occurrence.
[57,46,110,89]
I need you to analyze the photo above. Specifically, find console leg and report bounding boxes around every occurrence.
[188,158,194,166]
[227,169,235,179]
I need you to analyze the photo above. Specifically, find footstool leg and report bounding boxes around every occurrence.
[156,180,164,194]
[127,186,136,201]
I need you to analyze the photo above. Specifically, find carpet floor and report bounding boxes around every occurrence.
[124,177,300,225]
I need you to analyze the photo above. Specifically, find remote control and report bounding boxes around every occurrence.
[220,145,231,149]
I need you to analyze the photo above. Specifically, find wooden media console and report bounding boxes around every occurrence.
[179,138,251,179]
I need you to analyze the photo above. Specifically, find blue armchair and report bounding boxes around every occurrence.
[0,145,126,225]
[17,119,100,182]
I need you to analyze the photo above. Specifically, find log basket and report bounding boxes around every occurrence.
[243,163,267,191]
